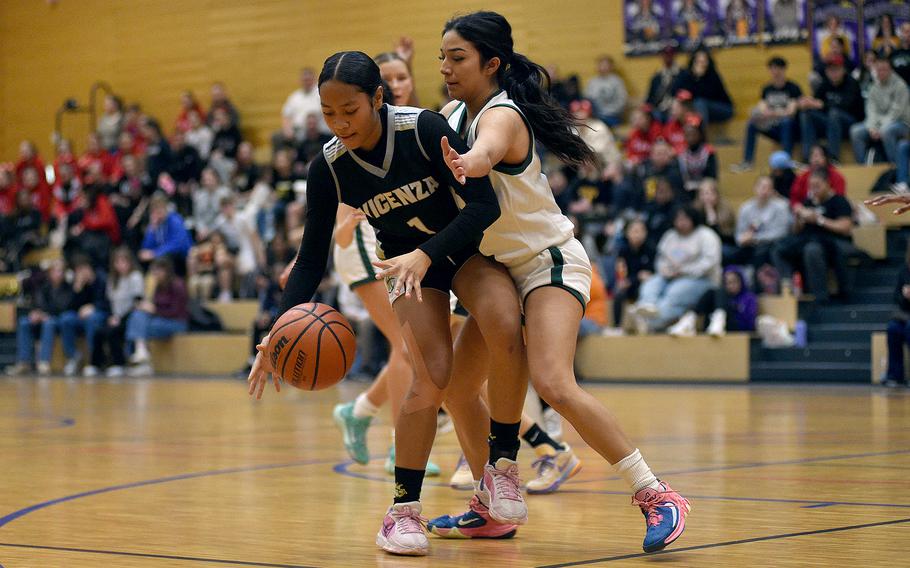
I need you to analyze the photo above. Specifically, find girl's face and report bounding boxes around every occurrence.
[674,212,694,234]
[698,182,718,206]
[627,221,647,247]
[440,30,499,103]
[693,52,709,76]
[379,59,414,106]
[319,79,383,150]
[114,254,131,275]
[724,271,742,295]
[809,146,826,168]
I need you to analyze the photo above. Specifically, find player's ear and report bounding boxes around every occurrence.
[373,86,383,110]
[484,56,501,78]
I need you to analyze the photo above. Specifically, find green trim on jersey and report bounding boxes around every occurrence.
[355,225,376,280]
[489,103,534,176]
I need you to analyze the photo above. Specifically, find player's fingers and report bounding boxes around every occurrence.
[895,204,910,215]
[257,374,266,400]
[413,277,423,303]
[272,373,281,392]
[441,136,452,157]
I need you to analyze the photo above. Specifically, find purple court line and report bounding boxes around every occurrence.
[0,457,339,529]
[535,516,910,567]
[0,542,313,568]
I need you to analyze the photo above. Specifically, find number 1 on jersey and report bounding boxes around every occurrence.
[407,216,436,235]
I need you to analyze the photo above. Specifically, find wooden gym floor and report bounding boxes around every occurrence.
[0,378,908,567]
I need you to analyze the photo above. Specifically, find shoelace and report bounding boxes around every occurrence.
[491,465,522,501]
[392,508,428,535]
[631,487,674,527]
[531,455,556,477]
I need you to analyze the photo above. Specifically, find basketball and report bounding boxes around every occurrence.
[266,303,356,390]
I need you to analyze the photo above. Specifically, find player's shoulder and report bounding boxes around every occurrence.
[389,104,426,132]
[321,137,348,165]
[439,100,462,119]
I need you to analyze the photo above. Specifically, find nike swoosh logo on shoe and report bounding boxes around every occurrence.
[457,517,482,527]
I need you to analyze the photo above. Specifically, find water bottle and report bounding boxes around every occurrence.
[794,319,808,348]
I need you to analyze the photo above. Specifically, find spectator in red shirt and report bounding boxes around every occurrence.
[65,183,121,268]
[78,133,115,181]
[51,162,83,221]
[625,105,663,166]
[662,90,694,154]
[206,81,240,129]
[19,166,52,222]
[0,167,15,216]
[53,139,78,181]
[15,141,46,186]
[789,144,846,208]
[175,90,205,134]
[123,104,146,147]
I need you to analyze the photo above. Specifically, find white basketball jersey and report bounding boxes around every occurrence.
[446,91,575,266]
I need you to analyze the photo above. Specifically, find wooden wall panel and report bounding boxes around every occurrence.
[0,0,810,161]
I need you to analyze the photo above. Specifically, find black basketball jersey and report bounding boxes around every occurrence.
[279,104,500,314]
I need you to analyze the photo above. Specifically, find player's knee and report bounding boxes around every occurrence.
[532,377,571,409]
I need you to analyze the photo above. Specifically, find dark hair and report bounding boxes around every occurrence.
[767,56,787,68]
[443,11,595,166]
[318,51,384,100]
[873,49,892,63]
[675,204,703,227]
[688,47,717,75]
[374,51,408,70]
[809,143,830,164]
[109,246,137,288]
[151,256,176,288]
[809,166,830,183]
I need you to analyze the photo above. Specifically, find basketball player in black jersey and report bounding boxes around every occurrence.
[247,51,528,557]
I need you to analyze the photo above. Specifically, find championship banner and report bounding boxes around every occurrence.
[719,0,761,45]
[669,0,724,51]
[624,0,672,55]
[812,0,861,66]
[863,0,909,55]
[764,0,809,44]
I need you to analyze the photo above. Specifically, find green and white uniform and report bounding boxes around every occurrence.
[333,220,380,290]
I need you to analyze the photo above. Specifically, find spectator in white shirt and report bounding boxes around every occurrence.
[281,67,329,135]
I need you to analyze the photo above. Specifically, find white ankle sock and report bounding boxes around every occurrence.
[352,392,379,418]
[613,448,660,493]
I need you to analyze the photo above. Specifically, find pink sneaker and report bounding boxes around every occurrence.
[427,495,518,539]
[478,458,527,525]
[632,481,691,553]
[375,501,429,556]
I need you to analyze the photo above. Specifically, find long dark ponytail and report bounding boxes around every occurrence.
[443,11,595,167]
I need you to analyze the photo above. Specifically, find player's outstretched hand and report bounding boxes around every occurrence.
[441,136,467,185]
[248,334,281,400]
[373,249,431,302]
[864,193,910,215]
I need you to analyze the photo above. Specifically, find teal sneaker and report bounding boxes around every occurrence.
[384,445,441,477]
[333,402,372,464]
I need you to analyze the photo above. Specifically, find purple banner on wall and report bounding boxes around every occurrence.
[669,0,724,51]
[812,0,861,66]
[863,0,909,56]
[763,0,809,44]
[719,0,760,45]
[624,0,672,55]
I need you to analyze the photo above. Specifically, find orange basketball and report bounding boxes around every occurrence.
[267,302,356,390]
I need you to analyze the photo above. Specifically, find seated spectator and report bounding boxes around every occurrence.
[15,140,46,186]
[730,175,792,276]
[661,91,694,155]
[122,103,146,146]
[187,230,231,302]
[112,154,153,252]
[819,15,854,64]
[210,107,242,159]
[584,55,628,126]
[281,67,328,136]
[673,47,734,124]
[646,45,682,123]
[270,149,306,232]
[247,264,285,372]
[92,247,145,378]
[295,113,333,175]
[624,106,663,167]
[799,55,864,162]
[213,194,265,299]
[871,14,900,57]
[893,22,910,86]
[1,189,44,272]
[769,151,797,199]
[50,162,83,222]
[772,169,854,303]
[693,178,736,260]
[7,260,73,376]
[231,142,262,196]
[192,167,233,240]
[630,205,721,333]
[580,264,609,337]
[610,219,655,329]
[271,122,299,158]
[265,229,297,268]
[207,81,240,129]
[849,51,910,164]
[853,50,877,101]
[0,168,15,217]
[809,38,854,92]
[678,114,717,194]
[126,256,189,376]
[884,241,910,387]
[184,110,213,160]
[668,266,758,337]
[789,145,846,208]
[60,256,109,377]
[65,183,121,268]
[141,119,173,184]
[19,166,52,222]
[642,177,679,246]
[175,90,205,134]
[78,132,115,182]
[139,192,193,275]
[618,141,684,212]
[734,56,802,171]
[98,95,124,152]
[571,99,623,183]
[53,138,78,180]
[170,129,204,185]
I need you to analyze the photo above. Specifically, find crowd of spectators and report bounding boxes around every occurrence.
[4,28,910,377]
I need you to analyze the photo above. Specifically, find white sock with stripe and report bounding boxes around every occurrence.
[613,448,660,493]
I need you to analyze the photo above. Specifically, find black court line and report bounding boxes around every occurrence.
[535,516,910,567]
[0,542,315,568]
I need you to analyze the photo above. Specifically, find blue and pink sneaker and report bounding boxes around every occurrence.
[427,495,518,539]
[632,481,691,553]
[376,501,429,556]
